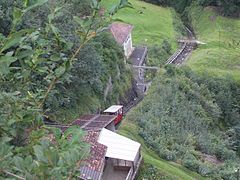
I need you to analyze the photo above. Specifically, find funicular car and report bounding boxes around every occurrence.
[103,105,123,125]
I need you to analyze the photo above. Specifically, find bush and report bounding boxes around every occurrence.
[182,152,200,172]
[138,163,176,180]
[198,163,214,176]
[158,148,177,161]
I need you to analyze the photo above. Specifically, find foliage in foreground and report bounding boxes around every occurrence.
[128,66,240,179]
[0,0,131,178]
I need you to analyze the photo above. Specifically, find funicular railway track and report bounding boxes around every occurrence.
[44,28,196,126]
[166,27,196,65]
[123,95,144,114]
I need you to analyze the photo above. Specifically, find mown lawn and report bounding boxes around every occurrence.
[102,0,178,49]
[118,116,207,180]
[187,7,240,82]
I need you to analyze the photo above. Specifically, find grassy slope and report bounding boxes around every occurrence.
[118,116,206,180]
[102,0,178,49]
[187,7,240,82]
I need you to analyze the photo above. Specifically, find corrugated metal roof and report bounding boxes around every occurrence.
[98,128,141,162]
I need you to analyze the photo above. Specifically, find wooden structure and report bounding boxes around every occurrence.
[99,128,142,180]
[103,105,123,125]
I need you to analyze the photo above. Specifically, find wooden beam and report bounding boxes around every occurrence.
[132,65,159,70]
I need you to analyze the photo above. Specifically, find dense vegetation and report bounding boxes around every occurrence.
[119,118,206,179]
[45,32,132,122]
[127,66,240,179]
[143,0,240,17]
[0,0,133,122]
[0,0,131,178]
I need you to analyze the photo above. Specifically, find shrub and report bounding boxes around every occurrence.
[182,152,200,172]
[198,163,214,176]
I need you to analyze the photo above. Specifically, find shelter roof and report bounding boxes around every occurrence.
[98,128,141,162]
[110,22,133,45]
[103,105,123,113]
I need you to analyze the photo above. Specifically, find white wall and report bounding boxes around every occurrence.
[123,33,133,58]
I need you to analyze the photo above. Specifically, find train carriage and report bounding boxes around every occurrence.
[103,105,123,125]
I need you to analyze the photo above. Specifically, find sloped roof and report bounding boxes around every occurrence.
[80,131,107,180]
[98,128,141,162]
[110,22,133,45]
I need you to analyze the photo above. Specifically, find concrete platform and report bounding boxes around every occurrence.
[102,160,129,180]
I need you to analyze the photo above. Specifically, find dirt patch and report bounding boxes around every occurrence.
[201,153,223,165]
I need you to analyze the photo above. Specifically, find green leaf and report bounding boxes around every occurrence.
[54,66,65,77]
[91,0,99,9]
[14,156,25,170]
[33,145,48,163]
[37,66,49,73]
[16,49,33,60]
[73,16,85,29]
[24,0,30,7]
[64,60,71,72]
[23,0,49,13]
[13,7,23,27]
[50,24,60,37]
[0,56,17,75]
[0,29,32,53]
[50,127,62,140]
[47,149,59,166]
[0,137,12,143]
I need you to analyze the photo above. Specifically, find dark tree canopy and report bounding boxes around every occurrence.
[144,0,240,17]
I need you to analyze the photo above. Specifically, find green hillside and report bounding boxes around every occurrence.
[102,0,178,49]
[118,118,206,180]
[187,6,240,82]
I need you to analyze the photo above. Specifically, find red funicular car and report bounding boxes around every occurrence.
[103,105,123,125]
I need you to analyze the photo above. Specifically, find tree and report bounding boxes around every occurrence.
[0,0,131,178]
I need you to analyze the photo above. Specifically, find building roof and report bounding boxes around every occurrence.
[71,114,116,131]
[103,105,123,113]
[98,128,141,162]
[80,131,107,180]
[110,22,133,45]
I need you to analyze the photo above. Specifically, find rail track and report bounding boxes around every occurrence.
[166,27,196,65]
[123,95,144,114]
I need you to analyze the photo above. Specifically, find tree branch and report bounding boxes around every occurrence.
[38,6,99,109]
[2,170,25,180]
